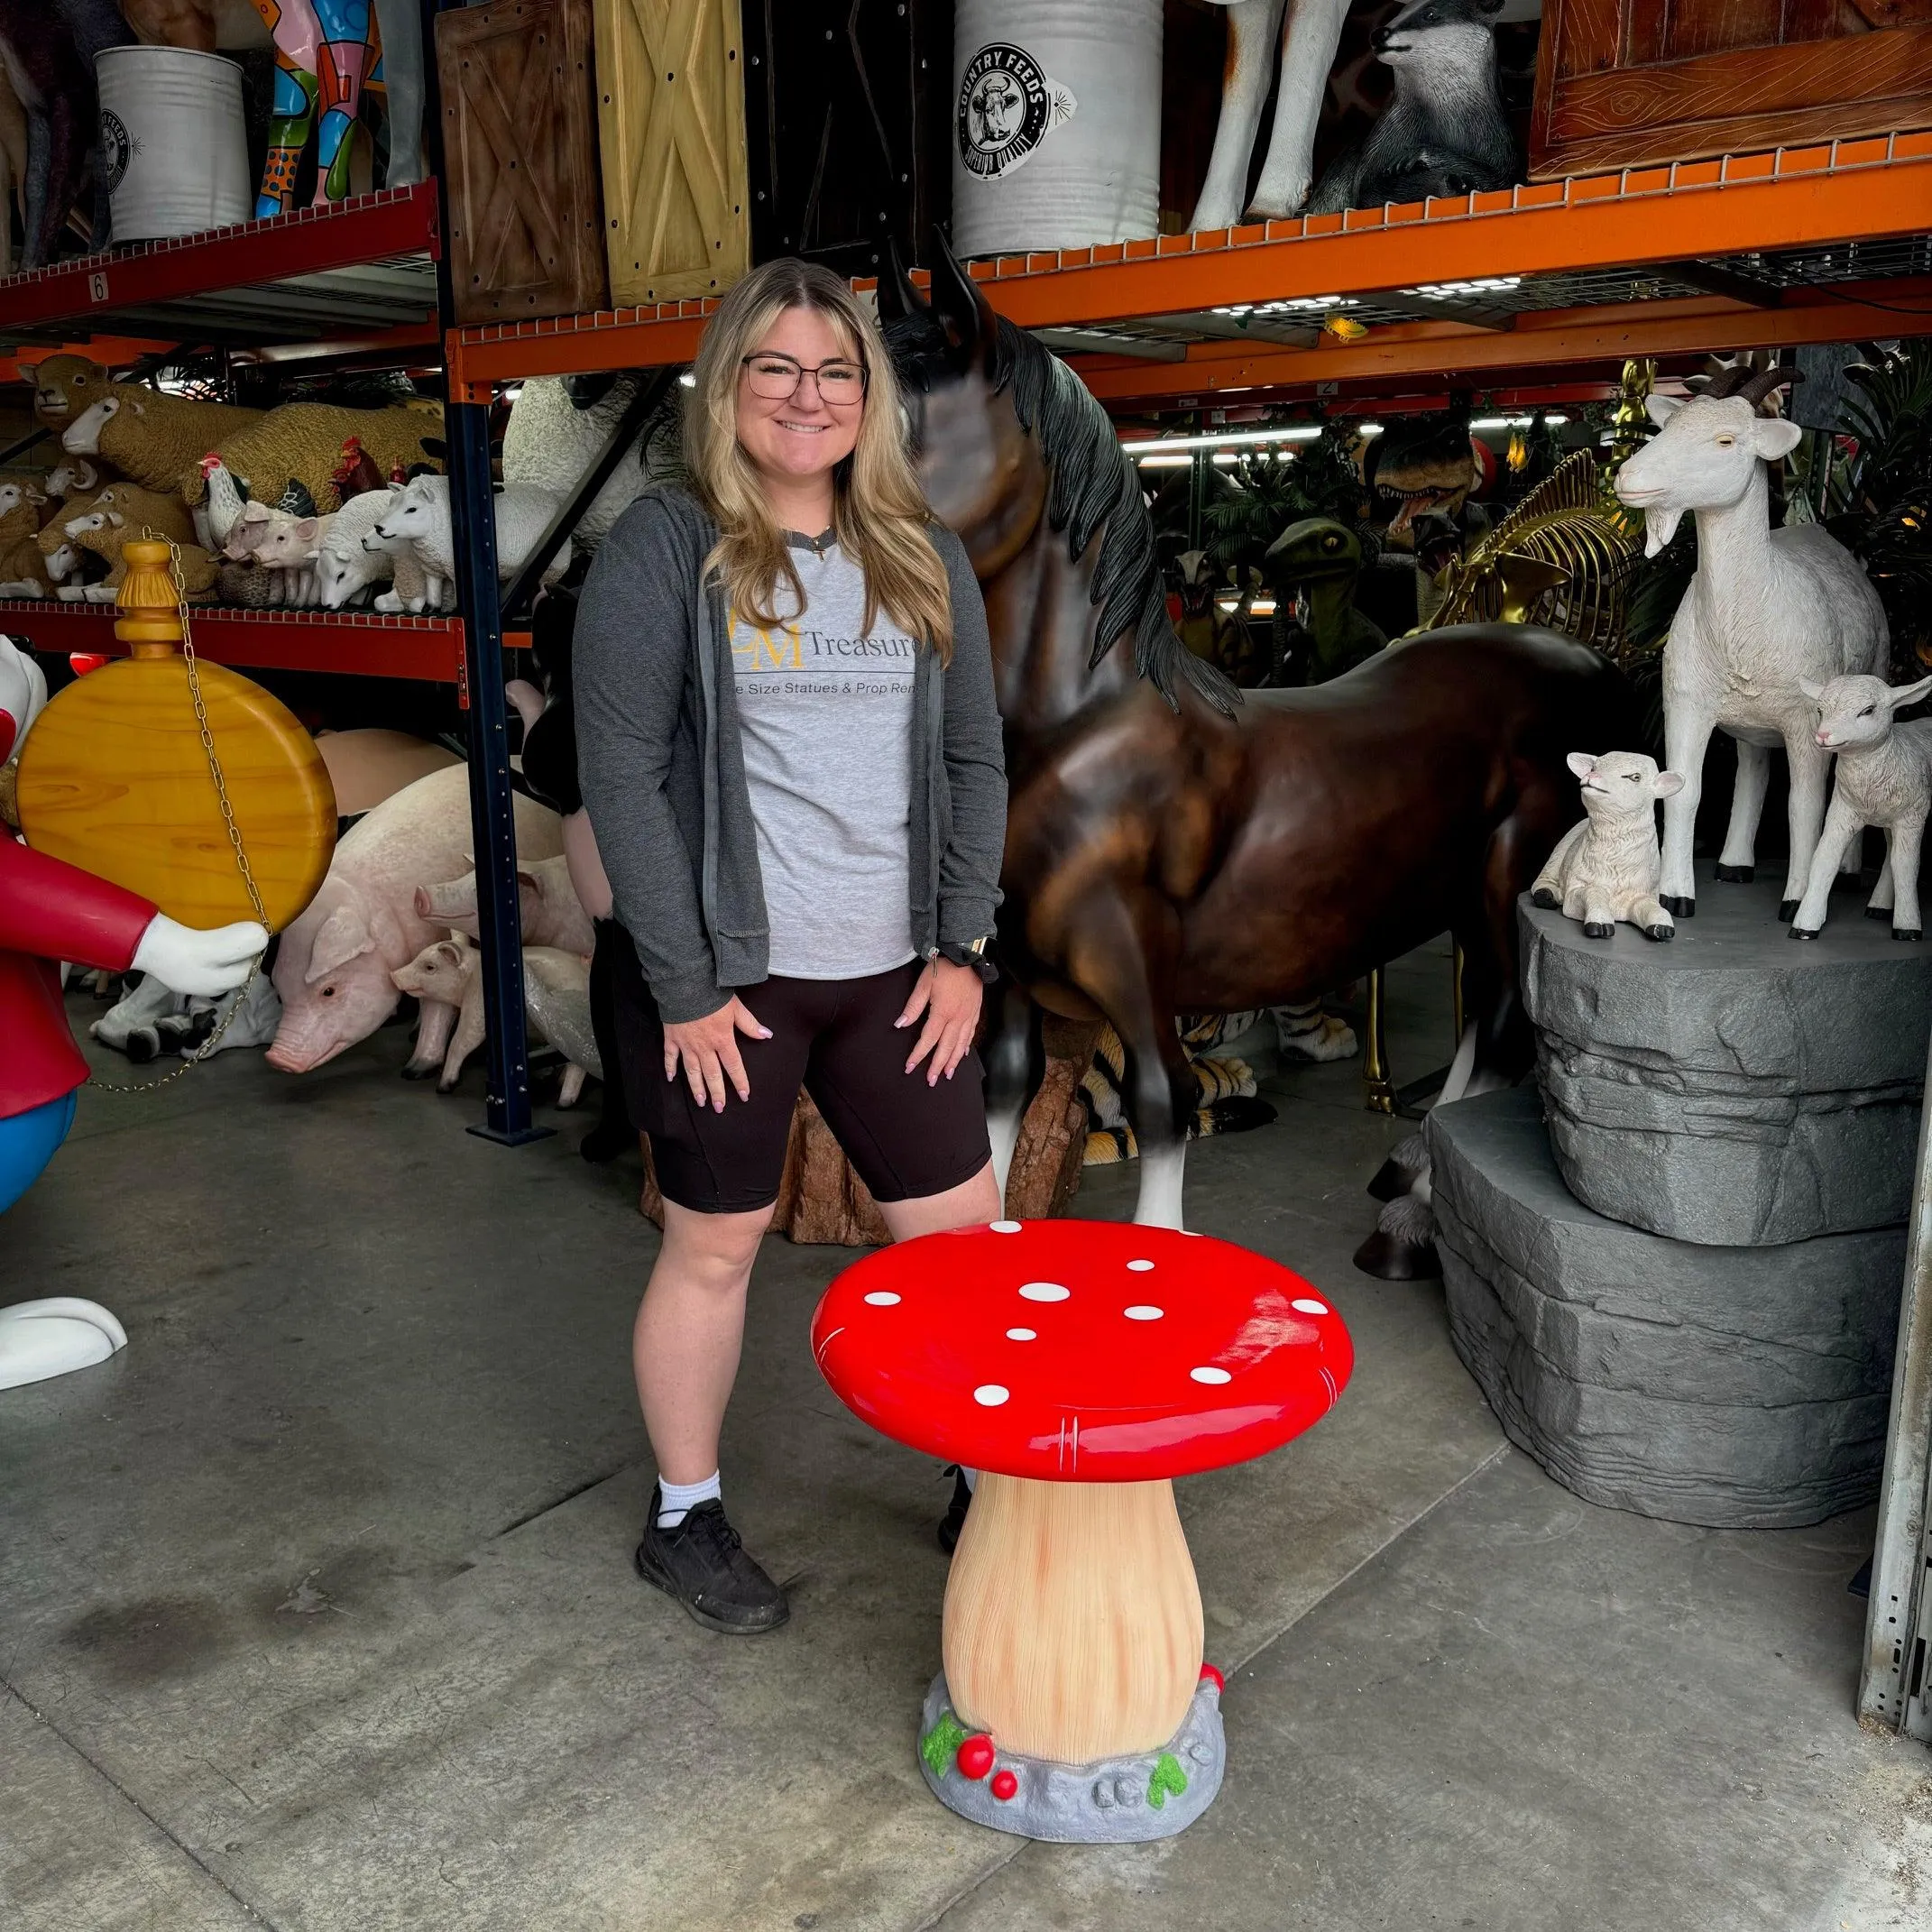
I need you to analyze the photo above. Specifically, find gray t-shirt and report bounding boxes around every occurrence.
[731,536,917,979]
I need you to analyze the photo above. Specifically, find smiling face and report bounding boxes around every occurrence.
[733,306,866,503]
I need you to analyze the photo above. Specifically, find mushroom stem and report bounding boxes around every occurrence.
[943,1473,1203,1764]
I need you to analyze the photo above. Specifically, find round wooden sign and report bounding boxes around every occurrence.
[16,652,337,933]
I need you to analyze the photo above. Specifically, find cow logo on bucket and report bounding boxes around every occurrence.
[957,43,1077,182]
[99,111,132,198]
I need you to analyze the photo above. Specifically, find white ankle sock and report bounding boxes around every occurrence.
[657,1472,722,1528]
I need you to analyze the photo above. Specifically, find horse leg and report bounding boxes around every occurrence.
[1248,0,1353,217]
[1071,897,1192,1229]
[983,980,1044,1211]
[1715,736,1770,882]
[1660,699,1716,915]
[1186,0,1287,232]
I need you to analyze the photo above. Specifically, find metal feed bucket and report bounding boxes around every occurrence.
[952,0,1162,257]
[96,46,253,244]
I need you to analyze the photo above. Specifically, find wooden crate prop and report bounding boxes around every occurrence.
[741,0,952,280]
[594,0,750,307]
[1531,0,1932,179]
[436,0,610,325]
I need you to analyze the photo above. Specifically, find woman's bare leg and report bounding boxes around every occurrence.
[877,1161,1002,1243]
[633,1201,773,1485]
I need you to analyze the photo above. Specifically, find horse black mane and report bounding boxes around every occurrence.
[887,308,1239,716]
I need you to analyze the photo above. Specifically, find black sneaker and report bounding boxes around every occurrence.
[634,1490,789,1635]
[937,1465,972,1556]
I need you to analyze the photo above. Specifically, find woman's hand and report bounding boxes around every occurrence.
[663,996,772,1111]
[895,959,984,1086]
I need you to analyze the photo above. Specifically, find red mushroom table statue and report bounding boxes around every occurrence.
[812,1218,1353,1841]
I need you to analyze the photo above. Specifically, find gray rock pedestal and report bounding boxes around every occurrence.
[1428,1088,1902,1528]
[1522,867,1932,1245]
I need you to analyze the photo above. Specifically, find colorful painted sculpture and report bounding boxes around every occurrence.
[813,1218,1352,1840]
[1,634,265,1392]
[250,0,375,215]
[880,245,1637,1260]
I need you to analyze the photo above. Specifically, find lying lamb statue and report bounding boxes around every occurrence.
[1789,672,1932,942]
[1530,750,1686,940]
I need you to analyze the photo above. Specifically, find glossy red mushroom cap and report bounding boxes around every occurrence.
[811,1219,1352,1483]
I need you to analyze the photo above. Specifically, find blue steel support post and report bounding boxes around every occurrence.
[422,0,548,1145]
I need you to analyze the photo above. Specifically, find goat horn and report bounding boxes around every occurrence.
[1696,362,1754,399]
[1735,365,1804,409]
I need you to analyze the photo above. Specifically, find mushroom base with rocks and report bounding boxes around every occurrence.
[814,1218,1352,1841]
[917,1666,1226,1843]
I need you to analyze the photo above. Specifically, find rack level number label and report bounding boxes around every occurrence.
[88,271,110,304]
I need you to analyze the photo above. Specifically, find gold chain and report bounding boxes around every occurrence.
[87,536,271,1095]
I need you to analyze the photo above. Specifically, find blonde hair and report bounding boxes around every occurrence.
[683,257,954,663]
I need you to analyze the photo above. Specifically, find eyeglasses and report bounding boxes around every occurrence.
[740,352,868,404]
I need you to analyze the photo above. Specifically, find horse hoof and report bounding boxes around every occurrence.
[1529,888,1559,909]
[1582,922,1614,939]
[1779,899,1800,922]
[1660,896,1694,917]
[1789,925,1820,941]
[1644,925,1674,942]
[1366,1158,1419,1203]
[1352,1228,1442,1282]
[1866,906,1893,921]
[1714,864,1753,883]
[1895,927,1923,943]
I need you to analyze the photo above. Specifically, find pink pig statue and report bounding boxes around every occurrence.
[414,851,595,959]
[266,765,563,1075]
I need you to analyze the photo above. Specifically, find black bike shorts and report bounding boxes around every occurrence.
[612,946,992,1216]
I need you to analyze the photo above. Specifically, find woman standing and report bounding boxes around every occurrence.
[575,259,1007,1636]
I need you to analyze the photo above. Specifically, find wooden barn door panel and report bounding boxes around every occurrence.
[595,0,750,307]
[436,0,609,324]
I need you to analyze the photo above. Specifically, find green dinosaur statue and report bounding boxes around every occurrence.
[1264,517,1387,684]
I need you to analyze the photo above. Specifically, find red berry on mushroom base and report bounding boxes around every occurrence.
[813,1219,1351,1778]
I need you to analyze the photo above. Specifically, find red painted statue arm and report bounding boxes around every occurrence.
[0,836,156,973]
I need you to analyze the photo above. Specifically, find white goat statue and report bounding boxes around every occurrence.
[370,474,570,599]
[1614,363,1889,921]
[1789,673,1932,942]
[1530,750,1685,940]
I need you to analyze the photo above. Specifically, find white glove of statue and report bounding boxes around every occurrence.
[131,914,269,998]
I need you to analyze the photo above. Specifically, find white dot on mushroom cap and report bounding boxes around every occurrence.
[863,1291,901,1306]
[989,1220,1022,1234]
[974,1385,1010,1406]
[1018,1282,1071,1302]
[1292,1297,1329,1316]
[1006,1327,1036,1341]
[1127,1259,1155,1273]
[1190,1366,1232,1385]
[1124,1305,1164,1321]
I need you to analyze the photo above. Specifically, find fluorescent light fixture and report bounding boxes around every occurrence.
[1120,425,1324,455]
[1210,294,1359,317]
[1543,412,1569,425]
[1136,453,1194,468]
[1357,423,1385,437]
[1470,415,1539,430]
[1403,276,1523,298]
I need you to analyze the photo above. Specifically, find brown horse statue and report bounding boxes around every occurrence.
[881,247,1637,1272]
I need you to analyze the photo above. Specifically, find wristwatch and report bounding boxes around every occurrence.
[934,934,998,981]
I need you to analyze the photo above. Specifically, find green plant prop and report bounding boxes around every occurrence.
[1147,1753,1189,1810]
[920,1709,970,1780]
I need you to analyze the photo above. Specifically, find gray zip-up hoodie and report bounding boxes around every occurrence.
[574,485,1007,1024]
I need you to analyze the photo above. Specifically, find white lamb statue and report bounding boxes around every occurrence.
[1789,672,1932,942]
[1530,751,1686,941]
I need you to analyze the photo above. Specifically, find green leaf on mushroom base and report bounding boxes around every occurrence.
[921,1710,970,1780]
[1147,1753,1189,1810]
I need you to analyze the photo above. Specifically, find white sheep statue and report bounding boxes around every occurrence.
[1789,673,1932,942]
[372,474,570,597]
[501,375,658,555]
[1531,750,1686,940]
[314,488,402,608]
[0,489,54,598]
[1615,363,1888,922]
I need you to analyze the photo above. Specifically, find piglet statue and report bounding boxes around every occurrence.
[267,764,563,1075]
[416,851,595,958]
[1530,750,1685,941]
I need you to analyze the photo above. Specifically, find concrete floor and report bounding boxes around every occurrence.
[4,945,1928,1932]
